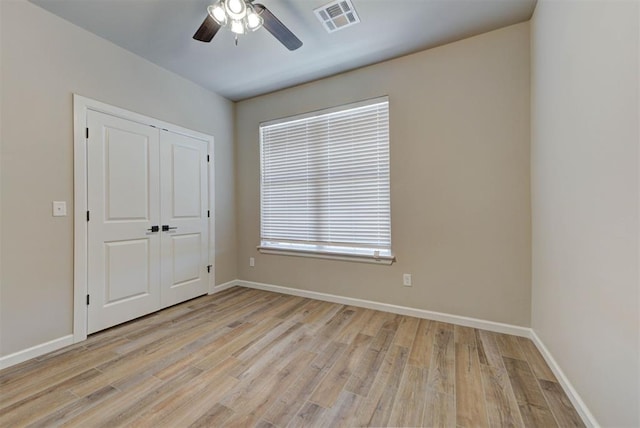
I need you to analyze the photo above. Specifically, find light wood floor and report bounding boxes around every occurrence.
[1,286,584,427]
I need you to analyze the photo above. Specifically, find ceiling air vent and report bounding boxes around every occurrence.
[314,0,361,33]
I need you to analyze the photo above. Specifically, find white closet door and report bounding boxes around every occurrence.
[159,130,209,307]
[87,111,161,334]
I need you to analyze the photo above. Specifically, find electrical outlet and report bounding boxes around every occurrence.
[403,273,412,287]
[249,257,255,267]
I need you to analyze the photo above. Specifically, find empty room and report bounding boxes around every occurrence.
[1,0,638,426]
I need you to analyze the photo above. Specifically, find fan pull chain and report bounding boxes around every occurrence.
[235,34,238,46]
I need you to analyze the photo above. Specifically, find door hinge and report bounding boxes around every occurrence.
[207,210,210,218]
[86,294,90,305]
[207,265,212,273]
[207,155,210,163]
[86,128,89,139]
[86,211,90,221]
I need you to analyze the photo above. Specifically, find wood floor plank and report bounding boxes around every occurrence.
[93,366,204,427]
[0,287,584,428]
[426,321,455,395]
[299,301,342,325]
[360,309,392,336]
[495,333,527,360]
[0,387,78,427]
[262,364,327,426]
[193,317,284,371]
[388,364,429,427]
[304,306,356,349]
[310,340,348,371]
[127,358,241,427]
[310,333,372,407]
[517,337,557,382]
[318,390,361,427]
[230,323,311,382]
[25,385,119,428]
[151,325,239,380]
[60,372,163,427]
[503,356,558,427]
[454,325,477,345]
[153,374,239,427]
[274,296,308,319]
[289,402,325,428]
[455,342,489,427]
[0,347,87,386]
[423,388,456,427]
[224,349,318,424]
[0,367,105,418]
[241,295,304,325]
[477,329,506,368]
[70,320,226,397]
[380,313,402,332]
[285,298,326,323]
[187,403,234,428]
[539,379,585,427]
[408,318,436,368]
[231,319,297,361]
[392,315,420,348]
[332,306,373,345]
[344,327,395,396]
[480,364,525,427]
[1,344,123,408]
[355,344,409,427]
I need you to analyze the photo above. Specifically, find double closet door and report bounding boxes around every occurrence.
[86,111,209,334]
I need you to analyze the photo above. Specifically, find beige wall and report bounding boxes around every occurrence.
[236,23,531,326]
[0,0,237,356]
[530,0,639,426]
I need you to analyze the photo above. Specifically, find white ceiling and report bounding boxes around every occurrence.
[30,0,536,101]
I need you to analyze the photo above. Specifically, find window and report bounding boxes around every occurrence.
[259,97,393,264]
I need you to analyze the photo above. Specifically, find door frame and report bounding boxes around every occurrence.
[73,94,216,343]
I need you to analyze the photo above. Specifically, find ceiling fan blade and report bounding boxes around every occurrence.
[193,15,221,42]
[254,4,302,51]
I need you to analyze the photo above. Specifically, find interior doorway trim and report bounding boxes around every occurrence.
[73,94,215,343]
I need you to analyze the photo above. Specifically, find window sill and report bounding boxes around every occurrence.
[257,246,395,265]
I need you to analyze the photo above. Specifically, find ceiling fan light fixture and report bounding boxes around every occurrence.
[195,0,302,50]
[245,6,263,31]
[207,2,227,25]
[225,0,247,20]
[230,19,246,34]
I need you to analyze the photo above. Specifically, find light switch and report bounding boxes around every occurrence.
[52,201,67,217]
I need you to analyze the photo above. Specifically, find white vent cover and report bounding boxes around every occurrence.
[314,0,360,33]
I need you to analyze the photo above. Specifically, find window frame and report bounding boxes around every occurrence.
[257,96,394,265]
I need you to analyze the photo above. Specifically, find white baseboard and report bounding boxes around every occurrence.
[0,334,74,370]
[209,279,238,294]
[529,330,599,428]
[236,279,530,337]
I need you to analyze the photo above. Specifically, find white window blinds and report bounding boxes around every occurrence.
[259,97,392,262]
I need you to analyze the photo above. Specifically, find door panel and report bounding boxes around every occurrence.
[171,145,202,218]
[105,129,151,220]
[104,239,151,304]
[169,233,202,285]
[160,131,209,307]
[87,111,161,334]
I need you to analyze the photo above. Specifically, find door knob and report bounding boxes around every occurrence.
[147,225,159,232]
[162,225,177,231]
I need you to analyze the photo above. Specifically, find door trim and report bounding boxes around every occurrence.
[73,94,215,343]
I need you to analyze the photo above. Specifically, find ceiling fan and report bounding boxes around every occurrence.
[193,0,303,51]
